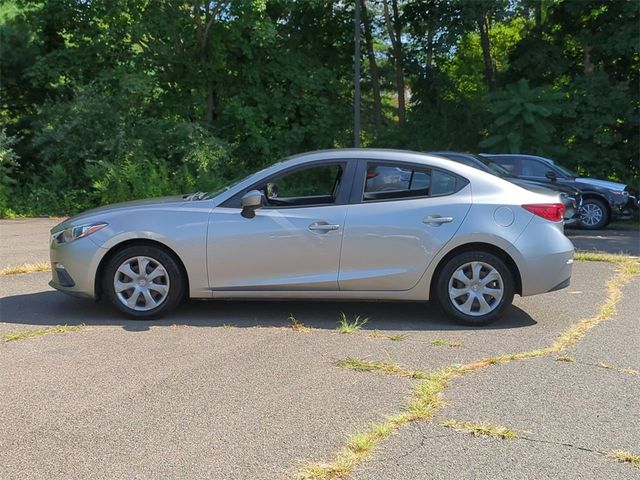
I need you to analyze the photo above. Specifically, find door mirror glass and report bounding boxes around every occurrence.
[545,170,557,181]
[241,190,263,218]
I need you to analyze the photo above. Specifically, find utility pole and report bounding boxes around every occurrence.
[354,0,361,148]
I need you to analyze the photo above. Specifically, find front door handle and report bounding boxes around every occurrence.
[423,215,454,226]
[309,222,340,232]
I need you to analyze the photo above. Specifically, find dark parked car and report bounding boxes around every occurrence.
[429,152,583,225]
[481,154,638,230]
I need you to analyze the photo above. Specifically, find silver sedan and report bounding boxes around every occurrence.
[49,149,574,325]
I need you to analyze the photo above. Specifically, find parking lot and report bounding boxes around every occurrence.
[1,219,639,480]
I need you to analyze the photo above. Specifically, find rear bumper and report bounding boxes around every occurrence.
[508,218,574,297]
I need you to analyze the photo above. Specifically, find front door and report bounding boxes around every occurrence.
[207,162,350,291]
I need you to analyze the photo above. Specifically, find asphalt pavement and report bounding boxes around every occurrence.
[566,227,640,256]
[0,219,638,479]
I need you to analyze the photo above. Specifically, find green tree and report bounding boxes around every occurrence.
[480,79,562,154]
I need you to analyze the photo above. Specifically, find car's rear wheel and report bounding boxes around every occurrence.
[103,245,185,319]
[436,251,514,326]
[579,198,609,230]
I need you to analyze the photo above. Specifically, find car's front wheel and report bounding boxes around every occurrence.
[435,251,514,326]
[103,245,185,319]
[579,198,609,230]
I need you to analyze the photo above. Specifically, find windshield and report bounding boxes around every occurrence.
[553,162,577,178]
[471,154,512,177]
[200,171,256,200]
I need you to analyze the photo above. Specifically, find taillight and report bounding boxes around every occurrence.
[522,203,565,222]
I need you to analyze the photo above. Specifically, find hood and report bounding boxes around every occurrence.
[576,178,627,192]
[52,195,189,232]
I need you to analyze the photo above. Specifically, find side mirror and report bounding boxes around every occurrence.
[241,190,263,219]
[545,170,557,181]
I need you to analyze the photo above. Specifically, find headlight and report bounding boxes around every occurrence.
[53,223,108,244]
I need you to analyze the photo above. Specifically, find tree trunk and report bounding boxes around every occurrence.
[383,0,406,125]
[361,0,382,127]
[426,28,434,73]
[206,79,215,124]
[583,45,594,75]
[477,15,495,90]
[534,2,542,30]
[193,1,221,124]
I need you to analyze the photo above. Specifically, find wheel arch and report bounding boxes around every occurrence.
[429,242,522,297]
[94,239,190,300]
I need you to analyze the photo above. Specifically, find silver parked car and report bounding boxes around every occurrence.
[49,149,574,325]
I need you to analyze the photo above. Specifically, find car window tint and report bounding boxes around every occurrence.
[493,156,519,174]
[521,159,551,178]
[431,170,458,195]
[263,164,343,206]
[363,163,431,201]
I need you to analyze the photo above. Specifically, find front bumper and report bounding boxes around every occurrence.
[610,194,638,220]
[49,235,107,299]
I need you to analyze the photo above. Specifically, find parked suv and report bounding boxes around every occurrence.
[429,152,582,225]
[481,154,638,229]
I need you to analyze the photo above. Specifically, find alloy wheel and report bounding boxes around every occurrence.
[580,203,604,227]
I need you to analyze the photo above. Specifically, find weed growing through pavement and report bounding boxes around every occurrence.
[288,314,313,332]
[3,324,84,342]
[0,262,50,275]
[440,419,518,439]
[607,450,640,468]
[555,355,574,362]
[337,313,368,334]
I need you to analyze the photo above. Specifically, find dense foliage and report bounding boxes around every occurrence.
[1,0,638,216]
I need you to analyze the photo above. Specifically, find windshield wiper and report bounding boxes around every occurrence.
[184,191,208,201]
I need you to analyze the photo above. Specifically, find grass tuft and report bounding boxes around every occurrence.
[337,312,368,334]
[368,330,406,341]
[441,419,518,440]
[288,314,313,332]
[555,355,574,362]
[388,334,406,341]
[607,450,640,468]
[0,262,50,275]
[3,324,84,342]
[574,251,639,264]
[334,358,429,380]
[431,339,462,348]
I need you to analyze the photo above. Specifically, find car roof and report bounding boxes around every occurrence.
[481,153,556,166]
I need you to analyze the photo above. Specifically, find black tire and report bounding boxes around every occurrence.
[103,245,185,319]
[435,251,515,326]
[578,198,609,230]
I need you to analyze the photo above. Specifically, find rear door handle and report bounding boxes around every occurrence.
[423,215,454,225]
[309,222,340,232]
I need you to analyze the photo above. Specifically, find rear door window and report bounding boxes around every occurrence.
[364,164,431,201]
[362,163,464,202]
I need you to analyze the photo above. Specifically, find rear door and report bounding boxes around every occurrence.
[338,160,472,291]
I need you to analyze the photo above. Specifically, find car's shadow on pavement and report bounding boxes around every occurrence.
[0,291,537,332]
